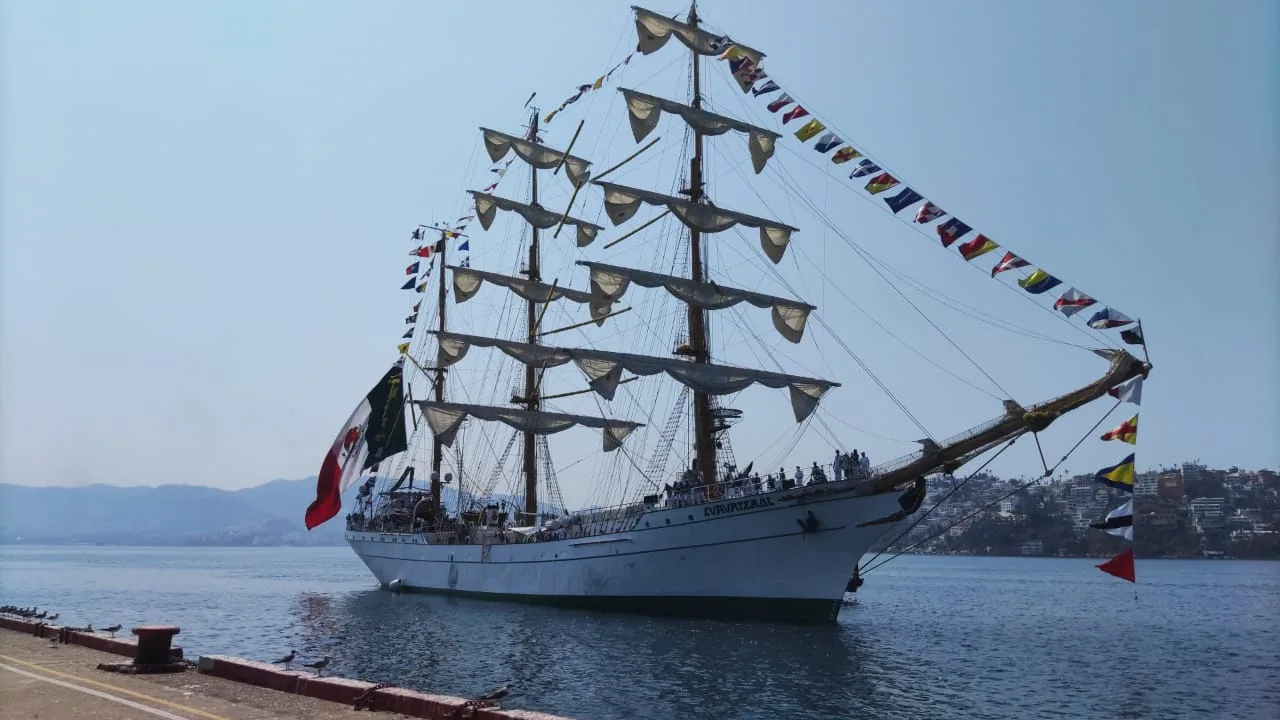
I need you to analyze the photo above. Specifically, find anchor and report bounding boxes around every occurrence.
[796,510,820,534]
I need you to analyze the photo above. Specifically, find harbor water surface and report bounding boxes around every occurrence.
[1,546,1275,719]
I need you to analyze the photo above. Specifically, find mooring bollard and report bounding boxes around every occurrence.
[132,625,181,665]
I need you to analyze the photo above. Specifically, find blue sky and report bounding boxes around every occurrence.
[1,0,1276,502]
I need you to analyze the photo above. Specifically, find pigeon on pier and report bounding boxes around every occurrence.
[449,683,512,719]
[478,685,509,703]
[272,650,296,669]
[302,657,330,676]
[101,624,123,637]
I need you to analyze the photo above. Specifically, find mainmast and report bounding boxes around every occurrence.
[522,107,541,523]
[686,3,718,490]
[429,227,449,517]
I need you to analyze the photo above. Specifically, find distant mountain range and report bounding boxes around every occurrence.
[0,477,350,546]
[0,478,561,547]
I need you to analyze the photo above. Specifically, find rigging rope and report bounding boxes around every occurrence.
[694,94,1090,359]
[811,312,934,440]
[860,398,1127,575]
[860,475,1049,577]
[858,437,1017,573]
[713,204,1007,401]
[704,131,1020,402]
[698,62,1122,352]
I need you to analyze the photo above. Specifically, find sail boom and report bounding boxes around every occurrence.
[414,400,642,453]
[632,6,763,63]
[480,128,592,187]
[469,191,602,248]
[592,181,797,263]
[577,260,814,343]
[619,88,779,173]
[449,265,613,325]
[432,330,838,422]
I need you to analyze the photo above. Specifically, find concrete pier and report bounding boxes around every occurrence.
[0,618,567,720]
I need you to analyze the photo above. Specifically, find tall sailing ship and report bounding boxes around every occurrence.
[304,4,1151,623]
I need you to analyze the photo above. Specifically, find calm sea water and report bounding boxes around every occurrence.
[0,546,1275,719]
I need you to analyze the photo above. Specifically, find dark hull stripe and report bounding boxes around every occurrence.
[389,584,844,624]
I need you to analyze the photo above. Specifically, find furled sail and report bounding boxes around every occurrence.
[632,6,763,63]
[592,181,798,263]
[470,191,603,248]
[620,89,778,173]
[578,261,813,343]
[415,400,642,452]
[450,265,614,324]
[481,128,592,188]
[433,331,837,422]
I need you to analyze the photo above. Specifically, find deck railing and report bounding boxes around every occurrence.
[346,457,885,544]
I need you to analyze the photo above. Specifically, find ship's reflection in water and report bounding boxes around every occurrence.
[292,590,901,719]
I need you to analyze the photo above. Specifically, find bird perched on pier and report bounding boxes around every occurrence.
[272,650,296,669]
[101,624,123,637]
[302,657,330,676]
[478,685,509,703]
[46,613,58,623]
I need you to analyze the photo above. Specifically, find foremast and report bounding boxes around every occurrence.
[684,3,717,492]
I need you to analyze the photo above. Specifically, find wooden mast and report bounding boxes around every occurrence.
[429,227,448,517]
[522,108,541,523]
[686,3,718,491]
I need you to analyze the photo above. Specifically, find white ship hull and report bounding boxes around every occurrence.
[346,481,915,623]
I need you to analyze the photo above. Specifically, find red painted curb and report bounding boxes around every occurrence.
[196,656,485,717]
[371,686,469,718]
[197,654,308,693]
[68,630,138,657]
[0,617,182,660]
[297,675,379,705]
[5,620,566,718]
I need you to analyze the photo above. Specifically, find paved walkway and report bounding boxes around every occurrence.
[0,629,408,720]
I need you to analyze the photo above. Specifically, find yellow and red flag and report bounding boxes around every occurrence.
[957,234,999,261]
[1101,415,1139,444]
